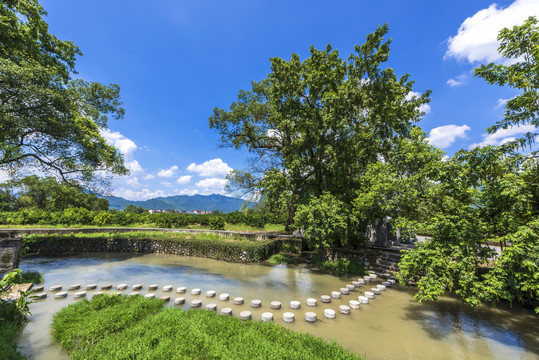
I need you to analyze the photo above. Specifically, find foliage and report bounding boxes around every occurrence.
[52,294,362,360]
[0,269,36,326]
[0,0,127,189]
[266,253,298,265]
[209,216,226,230]
[0,321,25,360]
[310,254,367,276]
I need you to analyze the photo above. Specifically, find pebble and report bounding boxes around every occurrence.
[261,312,274,322]
[174,297,185,305]
[305,312,317,322]
[206,303,217,311]
[306,298,317,307]
[320,295,331,303]
[221,307,232,316]
[283,312,295,323]
[270,301,281,309]
[176,287,186,293]
[219,293,229,301]
[324,309,336,319]
[251,299,262,308]
[240,311,251,320]
[290,300,301,309]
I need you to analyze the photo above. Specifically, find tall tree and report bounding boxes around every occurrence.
[0,0,128,189]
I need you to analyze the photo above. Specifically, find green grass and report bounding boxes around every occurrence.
[0,321,25,360]
[310,254,367,276]
[267,253,299,265]
[0,223,286,232]
[52,294,363,360]
[40,230,245,242]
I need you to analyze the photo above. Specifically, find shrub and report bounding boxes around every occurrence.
[209,216,225,230]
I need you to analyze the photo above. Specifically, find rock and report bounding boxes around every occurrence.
[358,296,369,304]
[32,285,44,292]
[128,292,140,297]
[346,284,355,291]
[101,284,112,290]
[34,292,47,299]
[117,283,128,290]
[364,291,374,299]
[86,284,97,290]
[148,284,158,290]
[160,295,170,302]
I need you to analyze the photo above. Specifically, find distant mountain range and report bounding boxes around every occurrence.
[104,194,246,212]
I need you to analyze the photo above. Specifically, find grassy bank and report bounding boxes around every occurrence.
[52,295,363,360]
[0,223,285,232]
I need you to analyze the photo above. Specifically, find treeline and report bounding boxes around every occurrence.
[0,208,282,229]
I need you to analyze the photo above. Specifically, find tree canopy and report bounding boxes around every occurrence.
[0,0,127,189]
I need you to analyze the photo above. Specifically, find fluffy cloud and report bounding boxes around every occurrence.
[177,175,192,184]
[157,165,178,178]
[125,176,141,188]
[195,177,228,195]
[447,74,467,87]
[100,129,144,174]
[187,158,232,178]
[495,98,509,109]
[446,0,539,63]
[144,174,155,180]
[178,188,199,196]
[113,188,168,201]
[405,91,431,114]
[428,124,471,148]
[470,124,536,148]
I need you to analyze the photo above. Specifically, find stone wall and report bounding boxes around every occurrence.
[0,231,22,275]
[326,245,406,277]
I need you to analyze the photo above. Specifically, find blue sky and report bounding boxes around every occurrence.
[39,0,539,200]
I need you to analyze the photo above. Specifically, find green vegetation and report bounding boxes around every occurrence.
[310,254,367,276]
[267,253,298,265]
[52,295,362,360]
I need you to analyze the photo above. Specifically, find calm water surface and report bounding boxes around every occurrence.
[18,253,539,360]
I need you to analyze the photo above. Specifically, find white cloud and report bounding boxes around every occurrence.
[113,188,168,201]
[157,165,178,178]
[428,124,471,148]
[470,124,537,148]
[406,91,431,114]
[126,160,143,173]
[446,0,539,63]
[100,129,145,174]
[160,182,174,187]
[495,98,509,109]
[177,175,192,184]
[187,158,232,178]
[125,176,141,188]
[195,177,228,195]
[447,74,467,87]
[178,188,199,196]
[144,174,155,180]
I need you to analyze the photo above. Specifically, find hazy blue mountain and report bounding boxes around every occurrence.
[104,194,246,212]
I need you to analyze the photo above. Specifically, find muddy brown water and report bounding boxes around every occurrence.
[17,253,539,360]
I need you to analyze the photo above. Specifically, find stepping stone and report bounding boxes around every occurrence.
[320,295,331,303]
[191,299,202,308]
[117,284,128,290]
[331,291,341,299]
[382,281,391,287]
[148,284,158,291]
[349,300,360,309]
[191,288,201,295]
[270,301,281,309]
[346,284,355,291]
[305,312,317,322]
[68,284,81,290]
[101,284,112,290]
[86,284,97,290]
[163,285,172,292]
[234,297,244,305]
[176,287,186,293]
[206,290,216,298]
[290,300,301,309]
[128,292,140,297]
[369,274,377,279]
[324,309,336,319]
[388,279,396,285]
[340,287,349,295]
[283,312,295,323]
[220,307,232,316]
[339,305,351,314]
[251,299,262,308]
[55,291,68,298]
[363,276,371,283]
[358,296,369,304]
[219,293,229,301]
[364,291,374,299]
[352,281,361,287]
[144,293,155,299]
[357,279,366,285]
[50,285,62,291]
[93,291,104,297]
[306,298,317,307]
[371,288,381,295]
[261,312,274,322]
[34,293,47,299]
[206,303,217,311]
[377,284,386,291]
[74,291,86,298]
[174,297,185,305]
[33,286,44,292]
[132,284,142,290]
[160,295,170,302]
[240,311,251,320]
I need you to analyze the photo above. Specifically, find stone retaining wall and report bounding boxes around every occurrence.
[326,245,408,277]
[0,231,22,275]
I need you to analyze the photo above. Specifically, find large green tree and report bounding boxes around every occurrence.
[211,24,431,241]
[0,0,127,189]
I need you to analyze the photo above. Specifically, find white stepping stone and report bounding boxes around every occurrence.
[74,291,86,298]
[33,285,44,292]
[174,297,185,305]
[117,284,128,290]
[176,287,186,293]
[339,305,351,314]
[382,281,390,287]
[234,297,244,305]
[357,279,366,285]
[50,285,62,291]
[352,281,361,287]
[206,303,217,311]
[132,284,142,290]
[160,295,170,302]
[144,293,155,299]
[270,301,281,309]
[324,309,336,319]
[93,291,104,297]
[251,299,262,308]
[55,291,67,298]
[358,296,369,304]
[363,276,371,283]
[68,284,81,290]
[305,312,317,322]
[340,288,349,295]
[206,290,216,298]
[377,284,386,291]
[163,285,172,292]
[320,295,331,303]
[349,300,360,309]
[369,274,377,279]
[86,284,97,290]
[191,288,201,295]
[346,284,355,291]
[128,292,140,297]
[219,293,229,301]
[283,312,295,323]
[365,291,374,299]
[101,284,112,290]
[148,284,158,291]
[371,288,381,295]
[388,279,396,285]
[331,291,341,299]
[240,311,251,320]
[290,300,301,309]
[34,293,47,299]
[191,299,202,308]
[306,298,317,307]
[221,307,232,316]
[261,312,274,322]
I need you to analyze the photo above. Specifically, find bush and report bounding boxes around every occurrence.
[209,216,225,230]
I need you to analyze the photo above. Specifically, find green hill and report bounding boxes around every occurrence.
[104,194,246,212]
